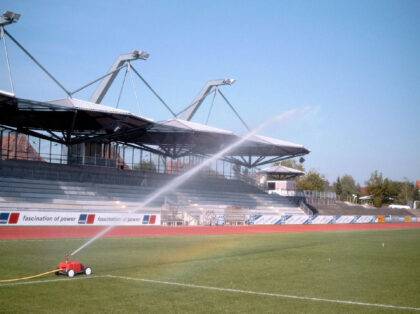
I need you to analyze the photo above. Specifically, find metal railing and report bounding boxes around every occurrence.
[299,200,315,216]
[0,129,261,184]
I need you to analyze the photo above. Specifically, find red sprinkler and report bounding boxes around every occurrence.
[56,254,92,278]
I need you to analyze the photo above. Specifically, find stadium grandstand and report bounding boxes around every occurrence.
[0,10,315,227]
[0,10,416,227]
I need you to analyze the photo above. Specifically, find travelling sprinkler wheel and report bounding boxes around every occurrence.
[67,269,75,278]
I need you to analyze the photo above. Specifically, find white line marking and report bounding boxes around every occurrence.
[106,274,420,312]
[3,273,419,312]
[0,275,105,288]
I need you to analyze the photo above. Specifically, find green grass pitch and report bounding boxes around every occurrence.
[0,229,419,313]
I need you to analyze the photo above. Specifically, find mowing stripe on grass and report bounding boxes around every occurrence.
[0,275,104,288]
[3,274,419,312]
[106,274,420,312]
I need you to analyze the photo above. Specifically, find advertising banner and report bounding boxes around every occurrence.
[246,214,413,225]
[377,215,385,223]
[0,211,161,226]
[249,215,283,225]
[404,216,412,223]
[283,215,310,224]
[310,215,335,224]
[353,215,376,224]
[334,216,355,224]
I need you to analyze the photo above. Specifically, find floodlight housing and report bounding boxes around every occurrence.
[0,11,21,27]
[132,50,149,60]
[223,78,236,85]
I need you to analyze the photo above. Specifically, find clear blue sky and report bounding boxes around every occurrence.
[1,0,419,184]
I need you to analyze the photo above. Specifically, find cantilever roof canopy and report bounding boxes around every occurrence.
[0,92,154,135]
[126,118,238,157]
[0,91,309,166]
[234,134,308,157]
[161,118,234,135]
[260,165,305,180]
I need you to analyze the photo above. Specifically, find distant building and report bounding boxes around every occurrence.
[257,165,304,194]
[416,180,420,190]
[1,133,42,161]
[359,186,369,196]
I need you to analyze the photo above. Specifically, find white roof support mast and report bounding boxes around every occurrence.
[90,50,149,104]
[1,11,73,97]
[176,78,251,132]
[177,79,235,121]
[0,11,20,94]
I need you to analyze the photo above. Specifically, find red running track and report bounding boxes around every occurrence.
[1,223,420,240]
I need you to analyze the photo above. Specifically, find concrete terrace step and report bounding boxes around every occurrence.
[1,160,265,194]
[0,172,304,215]
[0,177,265,196]
[0,179,285,202]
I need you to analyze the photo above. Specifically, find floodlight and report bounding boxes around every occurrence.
[223,78,236,85]
[0,11,21,27]
[132,50,149,60]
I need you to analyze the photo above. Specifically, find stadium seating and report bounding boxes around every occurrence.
[2,160,415,219]
[315,201,414,217]
[0,159,261,193]
[0,160,305,216]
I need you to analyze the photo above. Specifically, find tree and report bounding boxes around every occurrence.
[366,171,417,207]
[366,170,385,207]
[383,179,400,204]
[334,177,343,197]
[296,170,327,191]
[278,159,304,171]
[334,175,361,202]
[396,180,416,205]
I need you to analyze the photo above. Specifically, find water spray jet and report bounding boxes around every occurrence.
[70,107,310,257]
